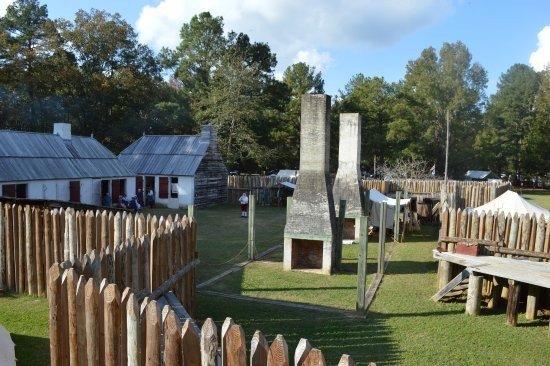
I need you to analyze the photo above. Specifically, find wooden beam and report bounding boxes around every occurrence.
[465,273,482,316]
[506,280,521,326]
[356,216,368,312]
[432,268,471,302]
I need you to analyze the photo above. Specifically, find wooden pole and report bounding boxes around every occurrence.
[163,310,182,366]
[465,273,482,316]
[394,191,401,242]
[114,213,122,251]
[525,285,539,320]
[248,194,256,260]
[48,264,63,366]
[335,200,346,270]
[356,216,368,312]
[34,208,45,296]
[188,205,194,221]
[85,278,100,365]
[181,319,201,366]
[378,202,387,274]
[145,300,161,365]
[250,330,269,366]
[400,190,408,242]
[225,324,247,366]
[268,334,289,366]
[0,203,5,290]
[295,338,312,366]
[65,268,79,365]
[126,293,139,366]
[506,279,520,326]
[104,284,121,366]
[75,276,87,366]
[25,206,36,295]
[221,317,234,366]
[201,318,218,366]
[338,354,356,366]
[17,205,24,292]
[4,205,13,291]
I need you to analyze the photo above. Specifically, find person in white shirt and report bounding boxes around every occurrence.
[238,193,249,218]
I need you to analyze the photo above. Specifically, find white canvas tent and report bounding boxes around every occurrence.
[368,189,411,228]
[473,190,549,217]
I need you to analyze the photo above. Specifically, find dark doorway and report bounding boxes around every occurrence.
[112,179,126,201]
[159,177,169,199]
[101,180,110,196]
[136,176,144,201]
[145,176,155,195]
[69,181,80,203]
[2,184,16,198]
[15,184,27,198]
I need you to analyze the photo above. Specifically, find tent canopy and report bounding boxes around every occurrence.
[368,188,411,207]
[473,190,549,217]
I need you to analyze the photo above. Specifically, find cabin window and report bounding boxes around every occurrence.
[2,184,16,198]
[111,179,126,200]
[136,176,144,200]
[145,176,155,196]
[171,177,178,198]
[69,181,81,203]
[159,177,169,199]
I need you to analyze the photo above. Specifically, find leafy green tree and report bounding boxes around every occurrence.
[389,42,487,178]
[0,0,73,130]
[338,74,395,172]
[475,64,539,177]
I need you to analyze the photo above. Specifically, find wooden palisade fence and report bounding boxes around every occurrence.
[437,206,549,322]
[49,264,370,366]
[0,202,198,314]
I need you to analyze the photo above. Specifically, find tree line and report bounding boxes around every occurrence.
[0,0,548,179]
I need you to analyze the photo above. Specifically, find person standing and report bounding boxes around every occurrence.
[238,192,249,218]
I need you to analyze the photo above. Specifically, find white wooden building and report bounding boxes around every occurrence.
[118,125,228,208]
[0,123,135,206]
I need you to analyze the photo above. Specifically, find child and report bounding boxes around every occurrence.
[238,192,249,218]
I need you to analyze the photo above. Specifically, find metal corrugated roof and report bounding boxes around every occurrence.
[0,130,133,182]
[118,134,210,176]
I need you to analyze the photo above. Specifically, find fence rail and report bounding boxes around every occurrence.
[49,263,373,366]
[0,202,197,313]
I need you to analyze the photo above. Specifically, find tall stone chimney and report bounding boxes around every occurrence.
[53,123,72,140]
[333,113,364,241]
[283,94,336,275]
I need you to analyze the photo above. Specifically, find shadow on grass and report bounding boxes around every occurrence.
[385,260,438,275]
[198,293,402,365]
[10,333,50,365]
[240,286,357,292]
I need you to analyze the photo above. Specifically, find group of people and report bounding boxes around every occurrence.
[101,188,156,212]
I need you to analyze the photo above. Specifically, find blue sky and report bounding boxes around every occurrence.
[8,0,550,96]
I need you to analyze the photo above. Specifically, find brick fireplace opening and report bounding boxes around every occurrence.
[343,218,356,240]
[291,239,323,269]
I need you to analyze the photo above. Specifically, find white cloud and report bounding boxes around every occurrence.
[136,0,451,71]
[294,49,333,72]
[0,0,15,17]
[529,25,550,72]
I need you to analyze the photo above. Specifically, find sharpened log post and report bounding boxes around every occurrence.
[201,318,218,366]
[465,272,482,316]
[526,285,539,320]
[248,195,256,260]
[335,200,346,270]
[356,216,368,312]
[187,205,194,221]
[377,202,387,274]
[506,280,521,326]
[0,203,5,290]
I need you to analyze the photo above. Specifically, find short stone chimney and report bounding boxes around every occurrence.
[283,94,336,275]
[200,124,213,140]
[53,123,72,140]
[333,113,364,241]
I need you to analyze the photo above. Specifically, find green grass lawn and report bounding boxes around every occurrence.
[2,192,549,365]
[517,189,550,209]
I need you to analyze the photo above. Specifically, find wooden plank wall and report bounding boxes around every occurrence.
[49,264,368,366]
[0,202,198,314]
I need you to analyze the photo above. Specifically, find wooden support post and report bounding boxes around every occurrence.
[356,216,368,312]
[187,205,194,220]
[377,202,387,274]
[487,277,502,310]
[250,330,268,366]
[75,276,87,366]
[146,300,161,365]
[48,264,63,366]
[85,278,100,365]
[338,354,356,366]
[268,334,289,366]
[163,310,182,366]
[465,273,482,316]
[526,285,539,320]
[201,318,218,366]
[394,191,401,242]
[181,319,201,366]
[104,284,121,366]
[126,293,139,366]
[34,208,45,296]
[25,206,36,295]
[295,338,312,366]
[335,200,346,270]
[248,195,256,260]
[506,280,521,326]
[221,317,234,366]
[400,190,408,242]
[225,324,246,366]
[0,203,5,290]
[114,213,122,250]
[437,261,453,291]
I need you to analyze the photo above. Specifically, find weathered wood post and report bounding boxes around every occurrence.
[181,319,201,366]
[401,190,408,242]
[4,204,14,291]
[188,205,194,221]
[268,334,289,366]
[146,300,161,365]
[356,215,368,312]
[394,191,401,242]
[85,278,100,365]
[225,323,247,366]
[334,200,346,270]
[465,272,482,316]
[126,293,139,366]
[378,202,387,274]
[163,310,182,365]
[506,279,521,326]
[104,284,121,366]
[201,318,218,366]
[248,194,256,260]
[25,205,36,295]
[114,212,122,251]
[48,264,63,366]
[250,330,269,366]
[0,203,5,290]
[34,208,45,296]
